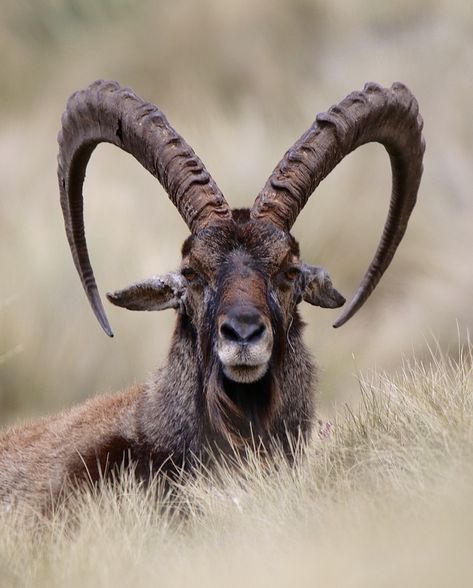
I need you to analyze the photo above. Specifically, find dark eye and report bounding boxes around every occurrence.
[285,267,300,281]
[182,268,197,282]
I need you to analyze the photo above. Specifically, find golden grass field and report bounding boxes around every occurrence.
[1,0,472,585]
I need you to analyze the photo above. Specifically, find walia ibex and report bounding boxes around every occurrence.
[0,81,424,510]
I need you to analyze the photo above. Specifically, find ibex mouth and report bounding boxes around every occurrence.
[222,362,269,384]
[218,342,272,384]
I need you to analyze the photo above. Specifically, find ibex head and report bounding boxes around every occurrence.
[105,214,344,386]
[58,80,424,437]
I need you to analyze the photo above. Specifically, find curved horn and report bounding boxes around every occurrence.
[58,80,231,336]
[251,82,425,328]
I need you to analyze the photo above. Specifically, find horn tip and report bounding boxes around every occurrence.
[332,312,350,329]
[101,320,114,338]
[96,308,114,337]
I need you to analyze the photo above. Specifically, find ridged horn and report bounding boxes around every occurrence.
[58,80,231,336]
[251,82,425,327]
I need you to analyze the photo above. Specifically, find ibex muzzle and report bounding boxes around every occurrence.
[216,257,274,384]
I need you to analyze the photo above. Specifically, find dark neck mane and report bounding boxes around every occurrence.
[221,370,274,437]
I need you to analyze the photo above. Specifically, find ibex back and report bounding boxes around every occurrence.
[0,81,425,511]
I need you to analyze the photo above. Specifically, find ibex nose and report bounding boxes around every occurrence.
[220,308,267,345]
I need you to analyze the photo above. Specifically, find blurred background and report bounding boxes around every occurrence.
[0,0,471,426]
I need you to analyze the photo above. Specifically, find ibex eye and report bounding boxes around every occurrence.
[182,268,197,282]
[285,267,300,281]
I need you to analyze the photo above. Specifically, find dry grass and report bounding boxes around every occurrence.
[1,340,472,587]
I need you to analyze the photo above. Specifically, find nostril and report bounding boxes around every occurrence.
[220,317,266,344]
[247,323,266,343]
[220,322,242,343]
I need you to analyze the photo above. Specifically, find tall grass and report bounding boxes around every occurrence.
[1,340,472,587]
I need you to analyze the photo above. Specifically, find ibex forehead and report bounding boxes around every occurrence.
[181,214,300,273]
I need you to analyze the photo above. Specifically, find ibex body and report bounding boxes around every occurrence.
[0,81,424,511]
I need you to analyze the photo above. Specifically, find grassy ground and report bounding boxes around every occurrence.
[1,340,472,587]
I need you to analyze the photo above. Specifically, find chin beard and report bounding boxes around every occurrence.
[206,361,279,444]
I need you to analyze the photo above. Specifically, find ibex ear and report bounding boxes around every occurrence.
[302,264,346,309]
[106,273,185,311]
